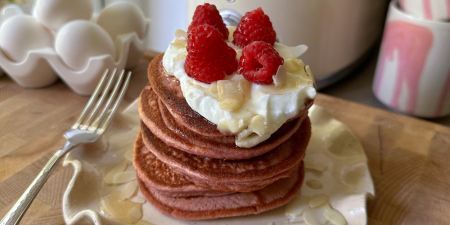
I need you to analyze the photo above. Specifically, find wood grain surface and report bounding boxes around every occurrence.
[0,53,449,225]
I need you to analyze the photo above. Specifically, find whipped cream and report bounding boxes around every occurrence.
[162,29,316,148]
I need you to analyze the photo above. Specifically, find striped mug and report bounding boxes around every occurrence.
[400,0,450,21]
[373,0,450,118]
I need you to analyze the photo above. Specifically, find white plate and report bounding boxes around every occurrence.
[62,100,374,225]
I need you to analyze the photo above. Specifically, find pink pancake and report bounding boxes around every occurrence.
[133,134,235,198]
[137,162,305,220]
[138,85,309,160]
[140,113,311,192]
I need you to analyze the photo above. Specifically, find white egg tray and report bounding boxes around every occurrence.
[0,4,150,95]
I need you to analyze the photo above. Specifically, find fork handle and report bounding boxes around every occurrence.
[0,142,76,225]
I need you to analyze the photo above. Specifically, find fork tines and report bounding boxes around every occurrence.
[72,68,132,133]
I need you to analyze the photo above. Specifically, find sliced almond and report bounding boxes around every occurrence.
[104,161,128,184]
[238,79,251,97]
[113,171,136,184]
[236,49,242,60]
[174,29,187,39]
[272,65,286,88]
[130,196,147,204]
[304,160,327,172]
[217,120,231,133]
[219,98,243,112]
[284,58,302,73]
[235,132,271,148]
[129,206,142,219]
[227,26,236,41]
[324,207,347,225]
[175,52,187,61]
[303,204,329,225]
[237,128,253,141]
[172,38,186,49]
[249,115,265,136]
[218,120,244,134]
[303,209,321,225]
[217,80,237,98]
[238,119,245,127]
[274,43,295,59]
[119,181,138,200]
[309,194,328,208]
[285,195,310,217]
[306,180,323,189]
[208,82,218,93]
[291,45,308,58]
[305,65,314,78]
[217,80,243,111]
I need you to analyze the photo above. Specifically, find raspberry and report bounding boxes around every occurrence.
[239,41,284,85]
[233,8,276,47]
[188,3,229,40]
[185,24,238,84]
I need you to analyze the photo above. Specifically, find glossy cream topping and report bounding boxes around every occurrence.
[162,28,316,148]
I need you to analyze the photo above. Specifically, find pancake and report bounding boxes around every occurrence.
[133,134,234,198]
[134,132,296,195]
[148,54,226,137]
[148,53,313,138]
[140,115,311,192]
[137,162,305,220]
[138,85,308,160]
[165,96,230,137]
[158,97,307,156]
[180,165,296,192]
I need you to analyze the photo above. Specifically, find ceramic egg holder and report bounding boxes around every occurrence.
[0,5,150,95]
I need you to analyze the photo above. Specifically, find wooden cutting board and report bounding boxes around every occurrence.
[0,53,449,225]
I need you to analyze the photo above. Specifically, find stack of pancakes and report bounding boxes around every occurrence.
[133,54,314,220]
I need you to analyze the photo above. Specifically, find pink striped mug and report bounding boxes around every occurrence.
[400,0,450,21]
[373,0,450,118]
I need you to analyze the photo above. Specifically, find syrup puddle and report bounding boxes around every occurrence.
[99,191,143,224]
[99,141,148,224]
